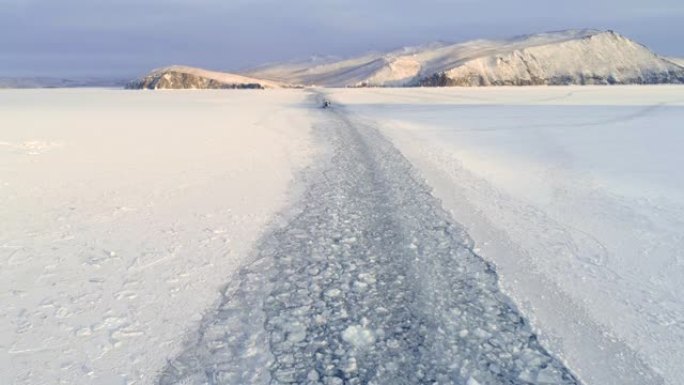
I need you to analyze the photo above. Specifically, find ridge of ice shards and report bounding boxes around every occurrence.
[158,94,581,385]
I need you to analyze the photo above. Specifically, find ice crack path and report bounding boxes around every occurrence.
[159,100,581,385]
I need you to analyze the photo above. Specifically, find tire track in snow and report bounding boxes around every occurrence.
[158,93,581,385]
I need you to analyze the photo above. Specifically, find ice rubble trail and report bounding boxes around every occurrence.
[158,93,581,385]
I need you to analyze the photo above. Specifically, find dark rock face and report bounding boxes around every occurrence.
[546,71,684,85]
[417,73,544,87]
[126,71,264,90]
[418,70,684,87]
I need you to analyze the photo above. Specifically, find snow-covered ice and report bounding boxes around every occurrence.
[3,86,684,385]
[158,96,579,385]
[341,325,375,349]
[329,86,684,385]
[0,89,314,385]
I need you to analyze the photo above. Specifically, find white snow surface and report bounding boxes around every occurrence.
[328,86,684,385]
[247,30,682,86]
[4,86,684,385]
[0,89,314,385]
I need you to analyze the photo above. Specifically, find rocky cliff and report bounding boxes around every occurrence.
[127,66,282,89]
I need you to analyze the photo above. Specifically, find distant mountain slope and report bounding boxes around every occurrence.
[127,66,284,89]
[423,31,684,86]
[128,30,684,89]
[668,57,684,67]
[244,43,448,87]
[246,30,684,87]
[0,77,126,89]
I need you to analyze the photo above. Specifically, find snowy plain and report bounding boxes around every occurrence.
[329,86,684,385]
[2,86,684,385]
[0,89,315,385]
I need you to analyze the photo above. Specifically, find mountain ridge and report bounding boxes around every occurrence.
[129,30,684,89]
[667,57,684,67]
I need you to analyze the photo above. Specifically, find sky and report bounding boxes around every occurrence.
[1,0,683,78]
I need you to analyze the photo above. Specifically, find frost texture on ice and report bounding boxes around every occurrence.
[159,95,580,385]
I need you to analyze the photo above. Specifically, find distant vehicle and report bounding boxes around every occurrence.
[322,99,331,108]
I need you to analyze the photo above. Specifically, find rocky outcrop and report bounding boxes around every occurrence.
[127,66,282,90]
[128,71,261,89]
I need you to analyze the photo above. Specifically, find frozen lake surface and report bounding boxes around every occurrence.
[331,86,684,385]
[0,89,315,385]
[2,86,683,385]
[159,94,580,385]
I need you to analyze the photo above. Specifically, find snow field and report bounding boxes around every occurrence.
[0,89,315,385]
[3,86,683,385]
[329,86,684,385]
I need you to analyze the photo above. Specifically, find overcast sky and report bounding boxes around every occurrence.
[1,0,683,78]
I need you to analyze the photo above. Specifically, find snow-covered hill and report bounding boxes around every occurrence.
[247,30,684,87]
[128,30,684,89]
[244,43,448,88]
[127,65,284,89]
